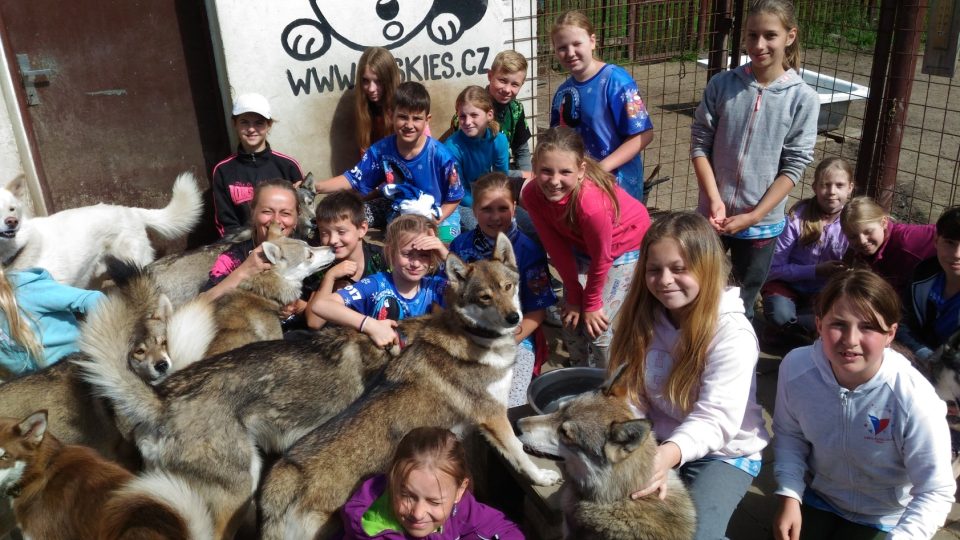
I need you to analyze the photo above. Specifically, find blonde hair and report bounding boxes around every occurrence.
[455,86,500,137]
[355,47,401,153]
[789,157,854,246]
[532,127,619,229]
[490,50,527,75]
[840,196,889,237]
[0,266,43,368]
[384,214,441,272]
[551,10,595,41]
[608,212,730,413]
[748,0,801,72]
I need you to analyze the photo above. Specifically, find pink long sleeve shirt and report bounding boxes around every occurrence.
[522,180,650,311]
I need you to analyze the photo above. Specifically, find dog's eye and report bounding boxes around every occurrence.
[504,282,513,291]
[479,294,492,303]
[133,348,146,358]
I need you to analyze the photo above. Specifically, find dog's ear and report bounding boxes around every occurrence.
[105,256,142,288]
[301,172,316,193]
[601,363,630,397]
[261,242,282,265]
[18,410,48,447]
[5,175,25,198]
[606,418,652,457]
[154,294,173,323]
[492,233,517,269]
[445,252,470,289]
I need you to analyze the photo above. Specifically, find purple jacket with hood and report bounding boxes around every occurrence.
[337,475,523,540]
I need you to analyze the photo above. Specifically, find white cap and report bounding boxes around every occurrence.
[232,93,272,119]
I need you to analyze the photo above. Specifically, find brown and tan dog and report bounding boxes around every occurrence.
[0,410,212,539]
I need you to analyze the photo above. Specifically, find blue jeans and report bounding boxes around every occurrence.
[722,236,778,321]
[679,459,754,540]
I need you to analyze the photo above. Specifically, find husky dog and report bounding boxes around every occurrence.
[0,172,203,288]
[518,368,697,540]
[0,410,212,539]
[258,234,562,539]
[76,317,408,539]
[928,328,960,404]
[146,175,319,307]
[205,227,335,356]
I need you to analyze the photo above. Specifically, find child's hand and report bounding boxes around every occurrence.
[719,213,758,235]
[815,260,846,277]
[708,200,727,232]
[328,260,359,282]
[561,303,581,329]
[411,234,449,259]
[362,318,399,348]
[773,496,802,540]
[631,442,681,501]
[279,299,306,320]
[582,308,609,339]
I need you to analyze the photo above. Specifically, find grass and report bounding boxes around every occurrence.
[798,1,878,52]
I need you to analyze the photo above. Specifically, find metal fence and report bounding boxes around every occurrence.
[503,0,960,223]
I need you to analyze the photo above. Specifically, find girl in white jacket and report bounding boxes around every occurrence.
[609,212,769,540]
[773,269,954,540]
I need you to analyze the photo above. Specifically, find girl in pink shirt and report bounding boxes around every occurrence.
[522,126,650,367]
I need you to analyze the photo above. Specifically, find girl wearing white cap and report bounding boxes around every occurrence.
[212,92,304,237]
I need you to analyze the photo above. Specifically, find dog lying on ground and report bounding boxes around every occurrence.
[258,234,562,539]
[76,315,411,539]
[0,410,212,539]
[146,174,320,307]
[518,367,697,540]
[0,172,203,288]
[204,224,334,356]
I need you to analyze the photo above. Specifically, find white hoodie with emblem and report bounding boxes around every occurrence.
[645,287,769,464]
[774,341,955,539]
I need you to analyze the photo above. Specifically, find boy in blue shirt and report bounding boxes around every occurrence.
[315,82,464,241]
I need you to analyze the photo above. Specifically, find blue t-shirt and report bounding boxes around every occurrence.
[337,271,447,320]
[550,63,654,201]
[450,225,557,313]
[345,135,464,209]
[444,128,509,208]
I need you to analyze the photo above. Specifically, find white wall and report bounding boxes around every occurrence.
[210,0,536,177]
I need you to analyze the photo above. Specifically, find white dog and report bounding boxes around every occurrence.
[0,173,203,288]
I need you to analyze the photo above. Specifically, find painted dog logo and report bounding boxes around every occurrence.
[282,0,488,61]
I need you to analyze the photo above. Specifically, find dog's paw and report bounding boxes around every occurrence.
[530,467,562,486]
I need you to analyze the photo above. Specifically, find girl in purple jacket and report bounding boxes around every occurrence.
[338,427,523,539]
[761,158,853,346]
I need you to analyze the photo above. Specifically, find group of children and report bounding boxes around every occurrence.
[0,0,955,538]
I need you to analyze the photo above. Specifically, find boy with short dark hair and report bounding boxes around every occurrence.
[315,81,464,241]
[304,190,388,329]
[898,206,960,360]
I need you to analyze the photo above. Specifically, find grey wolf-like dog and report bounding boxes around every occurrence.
[518,367,697,540]
[258,234,561,539]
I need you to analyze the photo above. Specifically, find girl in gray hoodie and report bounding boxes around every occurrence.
[691,0,819,320]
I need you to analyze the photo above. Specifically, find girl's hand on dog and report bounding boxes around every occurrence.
[239,245,273,278]
[363,318,399,348]
[582,308,609,339]
[631,442,681,501]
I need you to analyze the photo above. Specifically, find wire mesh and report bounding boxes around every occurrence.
[502,0,959,222]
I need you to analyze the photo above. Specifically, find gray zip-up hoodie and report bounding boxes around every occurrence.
[691,63,819,229]
[774,341,955,538]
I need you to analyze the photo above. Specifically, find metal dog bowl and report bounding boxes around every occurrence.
[527,367,606,414]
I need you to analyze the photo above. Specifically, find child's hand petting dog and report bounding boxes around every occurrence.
[362,317,399,349]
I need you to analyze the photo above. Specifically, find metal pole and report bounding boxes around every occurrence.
[855,0,898,197]
[708,0,732,78]
[873,0,926,210]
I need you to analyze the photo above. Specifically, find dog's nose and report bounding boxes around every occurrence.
[155,360,170,373]
[506,312,521,325]
[4,216,17,228]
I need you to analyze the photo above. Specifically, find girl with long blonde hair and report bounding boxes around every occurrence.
[0,265,103,379]
[609,211,768,539]
[355,47,402,155]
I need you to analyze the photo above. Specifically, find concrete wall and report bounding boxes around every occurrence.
[209,0,535,177]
